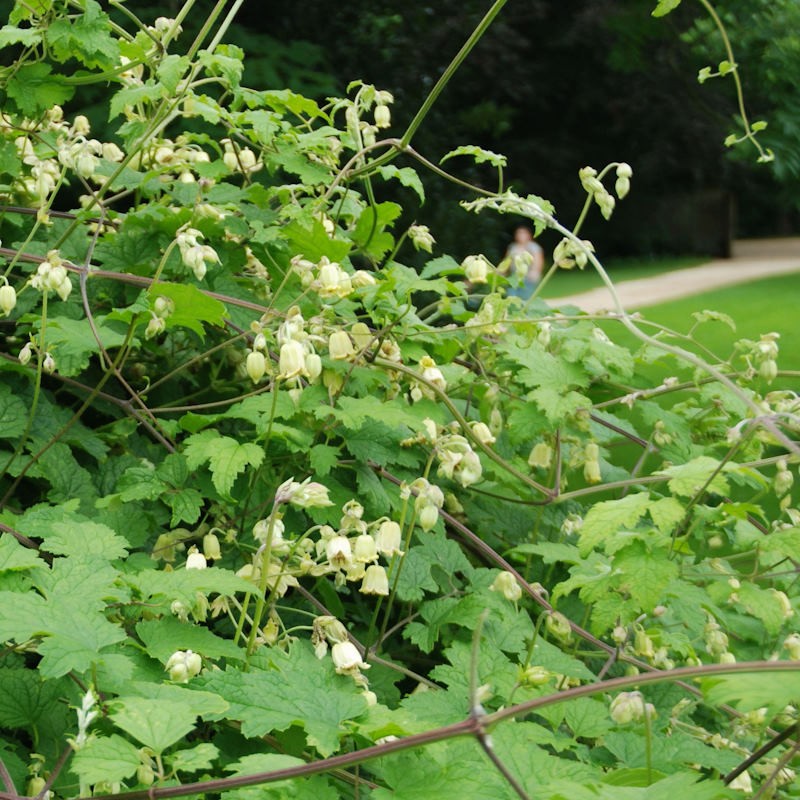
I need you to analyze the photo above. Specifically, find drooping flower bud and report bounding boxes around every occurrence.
[774,460,794,497]
[374,104,391,129]
[185,547,207,570]
[329,330,355,361]
[615,176,630,199]
[519,665,551,687]
[609,691,647,725]
[145,316,166,340]
[18,342,33,365]
[202,532,222,561]
[462,255,490,284]
[351,322,372,350]
[360,564,389,595]
[545,611,572,642]
[418,503,439,532]
[353,533,379,564]
[616,162,633,179]
[528,442,552,470]
[326,535,353,568]
[165,650,202,683]
[784,633,800,660]
[375,520,403,556]
[331,641,369,675]
[305,352,322,382]
[279,340,306,379]
[470,421,496,446]
[246,350,267,383]
[408,224,435,253]
[490,570,522,602]
[0,283,16,316]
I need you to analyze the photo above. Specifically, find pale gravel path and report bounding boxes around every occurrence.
[550,237,800,312]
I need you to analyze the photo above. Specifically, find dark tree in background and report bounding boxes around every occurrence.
[22,0,800,262]
[251,0,800,260]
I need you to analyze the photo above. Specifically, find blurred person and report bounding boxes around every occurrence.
[504,224,544,300]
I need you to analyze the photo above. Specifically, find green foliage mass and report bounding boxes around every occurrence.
[0,1,798,799]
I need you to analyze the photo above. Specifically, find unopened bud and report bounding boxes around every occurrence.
[0,284,16,316]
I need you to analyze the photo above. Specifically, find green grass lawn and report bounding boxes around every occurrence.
[539,255,707,299]
[602,271,800,374]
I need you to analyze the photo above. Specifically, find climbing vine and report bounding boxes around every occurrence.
[0,1,798,798]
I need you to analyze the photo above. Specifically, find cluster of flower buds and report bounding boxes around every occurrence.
[740,331,780,383]
[132,136,211,183]
[553,236,595,270]
[408,224,435,253]
[237,492,402,620]
[312,616,371,687]
[431,427,483,487]
[545,610,573,643]
[147,16,182,44]
[579,162,632,219]
[343,85,394,148]
[221,138,262,175]
[175,228,220,281]
[579,166,616,220]
[145,295,175,339]
[462,254,491,285]
[29,250,73,300]
[583,442,602,484]
[406,478,445,531]
[615,162,633,199]
[490,570,522,603]
[315,256,354,299]
[464,294,507,340]
[275,476,334,509]
[704,617,730,659]
[410,355,447,402]
[2,110,123,215]
[609,691,655,725]
[165,650,202,683]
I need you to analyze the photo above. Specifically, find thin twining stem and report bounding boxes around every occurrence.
[53,662,800,800]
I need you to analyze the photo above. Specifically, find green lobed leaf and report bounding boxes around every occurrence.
[184,430,265,496]
[0,535,44,572]
[136,616,245,662]
[111,696,200,753]
[71,735,142,785]
[149,282,226,338]
[578,493,652,556]
[199,642,367,757]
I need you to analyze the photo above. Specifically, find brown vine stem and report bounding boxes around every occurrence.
[0,758,17,798]
[32,745,72,800]
[0,521,37,549]
[292,584,441,690]
[0,247,271,316]
[372,357,553,499]
[468,612,533,800]
[78,263,173,446]
[373,463,774,727]
[724,722,799,786]
[42,661,798,800]
[750,739,800,799]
